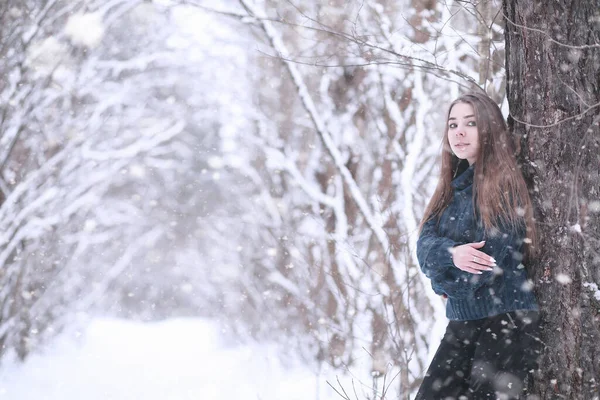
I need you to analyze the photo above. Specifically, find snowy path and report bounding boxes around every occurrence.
[0,319,340,400]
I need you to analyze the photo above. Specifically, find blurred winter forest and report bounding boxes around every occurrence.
[0,0,504,396]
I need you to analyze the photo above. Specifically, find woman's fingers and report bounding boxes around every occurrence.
[469,263,494,272]
[459,261,492,273]
[461,251,494,271]
[468,249,496,267]
[467,262,494,272]
[451,243,498,274]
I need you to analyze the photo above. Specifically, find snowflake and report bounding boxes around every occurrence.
[64,12,105,48]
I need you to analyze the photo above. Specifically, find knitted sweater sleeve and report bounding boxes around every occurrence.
[425,220,526,299]
[416,217,460,293]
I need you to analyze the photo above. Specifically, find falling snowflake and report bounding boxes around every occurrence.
[555,273,572,285]
[64,12,105,48]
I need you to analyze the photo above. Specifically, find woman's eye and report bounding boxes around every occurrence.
[448,123,457,129]
[467,121,476,126]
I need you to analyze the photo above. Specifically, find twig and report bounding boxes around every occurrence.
[326,376,351,400]
[503,11,600,50]
[186,1,480,87]
[510,101,600,129]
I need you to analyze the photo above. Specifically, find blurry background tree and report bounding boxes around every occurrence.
[0,0,249,360]
[0,0,525,398]
[193,0,506,397]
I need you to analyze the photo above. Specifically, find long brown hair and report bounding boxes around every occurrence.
[419,92,538,261]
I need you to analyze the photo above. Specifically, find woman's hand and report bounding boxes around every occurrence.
[449,241,496,274]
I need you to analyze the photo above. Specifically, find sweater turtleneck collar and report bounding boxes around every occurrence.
[451,162,475,190]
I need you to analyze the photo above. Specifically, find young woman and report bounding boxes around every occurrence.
[415,92,542,399]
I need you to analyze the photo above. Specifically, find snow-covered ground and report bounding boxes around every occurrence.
[0,318,360,400]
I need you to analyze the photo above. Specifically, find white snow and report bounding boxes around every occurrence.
[0,318,345,400]
[555,273,573,285]
[64,12,105,48]
[589,200,600,213]
[583,282,600,301]
[26,36,68,72]
[569,223,582,233]
[206,156,224,170]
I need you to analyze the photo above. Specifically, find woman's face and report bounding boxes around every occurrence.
[447,102,480,165]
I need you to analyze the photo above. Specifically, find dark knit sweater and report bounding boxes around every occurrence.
[417,164,539,320]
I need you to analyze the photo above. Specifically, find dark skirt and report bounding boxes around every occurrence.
[415,310,542,400]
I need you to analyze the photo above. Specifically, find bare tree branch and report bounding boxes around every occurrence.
[186,1,481,88]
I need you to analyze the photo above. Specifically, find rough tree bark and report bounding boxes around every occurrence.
[504,1,600,399]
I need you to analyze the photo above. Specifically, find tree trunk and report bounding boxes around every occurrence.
[504,1,600,398]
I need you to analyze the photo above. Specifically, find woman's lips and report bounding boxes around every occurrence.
[455,143,469,150]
